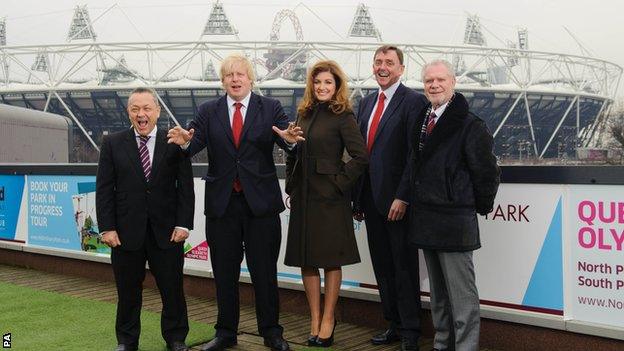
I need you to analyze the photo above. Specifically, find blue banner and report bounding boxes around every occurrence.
[0,175,25,241]
[27,175,105,252]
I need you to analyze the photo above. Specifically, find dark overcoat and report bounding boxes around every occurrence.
[409,92,500,251]
[284,103,368,268]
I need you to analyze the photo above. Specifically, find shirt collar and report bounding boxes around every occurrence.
[227,91,252,109]
[378,80,401,101]
[133,125,157,138]
[433,102,449,119]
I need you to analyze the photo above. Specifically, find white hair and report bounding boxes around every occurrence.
[421,59,456,81]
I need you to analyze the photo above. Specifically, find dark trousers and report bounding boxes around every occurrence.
[207,192,283,338]
[362,180,422,340]
[111,226,189,346]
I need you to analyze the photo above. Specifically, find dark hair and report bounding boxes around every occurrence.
[374,45,404,65]
[129,87,160,106]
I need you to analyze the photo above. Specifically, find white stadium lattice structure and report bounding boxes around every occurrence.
[0,3,620,161]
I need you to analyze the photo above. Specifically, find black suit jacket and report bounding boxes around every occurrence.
[96,128,195,251]
[186,92,291,218]
[354,83,427,215]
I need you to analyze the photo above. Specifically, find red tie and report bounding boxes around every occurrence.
[426,111,436,136]
[232,102,243,192]
[367,92,386,153]
[232,102,243,148]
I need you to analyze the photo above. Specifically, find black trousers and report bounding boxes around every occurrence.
[361,180,422,340]
[111,225,188,346]
[207,192,283,338]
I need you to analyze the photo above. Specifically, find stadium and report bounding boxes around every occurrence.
[0,2,621,162]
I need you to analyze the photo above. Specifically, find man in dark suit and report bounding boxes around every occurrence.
[167,54,291,351]
[96,87,194,351]
[409,60,500,351]
[354,45,426,351]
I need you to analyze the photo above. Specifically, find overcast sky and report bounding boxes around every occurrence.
[3,0,623,93]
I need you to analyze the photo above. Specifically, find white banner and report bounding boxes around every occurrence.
[564,185,624,328]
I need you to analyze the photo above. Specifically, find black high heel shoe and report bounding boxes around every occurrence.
[307,335,318,346]
[314,319,337,347]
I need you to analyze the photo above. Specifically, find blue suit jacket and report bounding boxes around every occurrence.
[355,83,427,216]
[187,92,291,218]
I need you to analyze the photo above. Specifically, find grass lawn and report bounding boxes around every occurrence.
[0,281,214,350]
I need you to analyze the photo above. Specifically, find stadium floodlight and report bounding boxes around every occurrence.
[31,50,49,72]
[348,3,382,41]
[67,5,97,41]
[0,18,6,46]
[518,28,529,50]
[464,14,486,46]
[203,60,219,81]
[202,1,238,36]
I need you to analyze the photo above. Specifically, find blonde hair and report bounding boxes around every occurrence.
[220,54,256,86]
[297,60,352,117]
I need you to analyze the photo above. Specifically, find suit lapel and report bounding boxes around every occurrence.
[150,129,167,181]
[371,84,406,145]
[216,96,235,146]
[123,129,147,185]
[240,93,260,145]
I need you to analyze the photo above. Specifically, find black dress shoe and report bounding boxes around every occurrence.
[306,335,318,346]
[114,344,137,351]
[263,335,290,351]
[400,337,419,351]
[313,319,337,348]
[200,336,237,351]
[167,341,189,351]
[370,328,400,345]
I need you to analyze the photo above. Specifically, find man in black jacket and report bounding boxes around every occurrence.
[96,87,194,351]
[409,60,500,351]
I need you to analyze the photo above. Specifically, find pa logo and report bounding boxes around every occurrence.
[2,333,10,348]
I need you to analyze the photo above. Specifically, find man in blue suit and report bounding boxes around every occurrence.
[167,54,291,351]
[354,45,427,351]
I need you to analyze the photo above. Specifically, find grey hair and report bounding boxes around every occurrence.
[421,59,456,81]
[129,87,160,106]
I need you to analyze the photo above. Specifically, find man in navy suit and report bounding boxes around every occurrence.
[354,45,427,351]
[167,55,291,351]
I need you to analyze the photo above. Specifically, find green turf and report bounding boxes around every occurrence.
[0,281,214,350]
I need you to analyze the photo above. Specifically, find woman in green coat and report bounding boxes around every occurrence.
[275,60,368,347]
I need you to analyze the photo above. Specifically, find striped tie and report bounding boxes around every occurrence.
[426,112,436,136]
[138,135,151,181]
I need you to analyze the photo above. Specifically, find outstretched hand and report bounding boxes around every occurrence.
[167,126,194,145]
[272,122,305,144]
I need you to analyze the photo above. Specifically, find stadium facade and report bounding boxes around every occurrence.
[0,3,620,162]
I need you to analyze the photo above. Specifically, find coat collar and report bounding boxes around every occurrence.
[417,92,470,160]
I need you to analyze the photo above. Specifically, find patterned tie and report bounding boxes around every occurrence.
[426,111,436,136]
[232,102,243,192]
[138,135,151,181]
[367,92,386,153]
